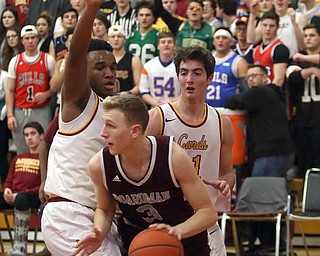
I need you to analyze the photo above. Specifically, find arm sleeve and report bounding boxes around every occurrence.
[154,0,182,35]
[224,89,259,111]
[139,67,150,95]
[288,70,304,86]
[273,44,290,64]
[3,156,18,190]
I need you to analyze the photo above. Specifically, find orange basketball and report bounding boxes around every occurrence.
[128,228,184,256]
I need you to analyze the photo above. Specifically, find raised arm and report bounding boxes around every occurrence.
[246,0,261,44]
[62,0,104,121]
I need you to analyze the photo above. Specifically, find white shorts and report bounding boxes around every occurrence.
[42,202,121,256]
[208,223,227,256]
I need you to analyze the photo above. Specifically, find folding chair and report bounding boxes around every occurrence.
[286,168,320,256]
[220,177,289,256]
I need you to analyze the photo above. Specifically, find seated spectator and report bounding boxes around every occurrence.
[1,122,43,256]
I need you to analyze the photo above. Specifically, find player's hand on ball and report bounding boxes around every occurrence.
[149,223,182,240]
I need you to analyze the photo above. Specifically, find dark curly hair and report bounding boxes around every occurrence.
[88,39,113,53]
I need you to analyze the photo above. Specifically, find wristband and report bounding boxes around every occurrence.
[7,115,13,118]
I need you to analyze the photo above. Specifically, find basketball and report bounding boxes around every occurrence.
[128,228,184,256]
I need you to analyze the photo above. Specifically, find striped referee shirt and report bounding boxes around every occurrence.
[107,7,137,38]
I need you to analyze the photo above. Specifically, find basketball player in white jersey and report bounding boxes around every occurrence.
[41,0,121,255]
[146,45,235,256]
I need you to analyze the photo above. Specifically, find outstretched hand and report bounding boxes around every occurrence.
[72,227,104,256]
[202,179,231,202]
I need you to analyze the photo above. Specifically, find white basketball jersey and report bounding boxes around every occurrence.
[158,103,222,204]
[140,57,180,102]
[45,91,105,209]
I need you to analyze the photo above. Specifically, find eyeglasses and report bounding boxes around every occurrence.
[6,34,18,39]
[188,5,202,11]
[246,73,265,80]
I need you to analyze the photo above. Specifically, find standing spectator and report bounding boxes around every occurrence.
[146,45,234,256]
[41,0,121,254]
[0,68,9,185]
[154,0,214,51]
[0,6,20,45]
[92,11,110,41]
[225,64,295,177]
[1,122,43,256]
[53,0,85,38]
[108,24,142,95]
[0,6,20,68]
[140,31,180,107]
[247,0,307,58]
[233,16,254,64]
[0,0,4,18]
[36,11,53,53]
[202,0,223,30]
[1,25,24,71]
[125,0,159,65]
[49,7,78,60]
[215,0,238,34]
[297,0,320,23]
[224,64,295,254]
[206,27,248,107]
[99,0,116,15]
[26,0,71,27]
[6,0,31,26]
[287,23,320,177]
[253,11,289,87]
[5,25,55,154]
[107,0,137,38]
